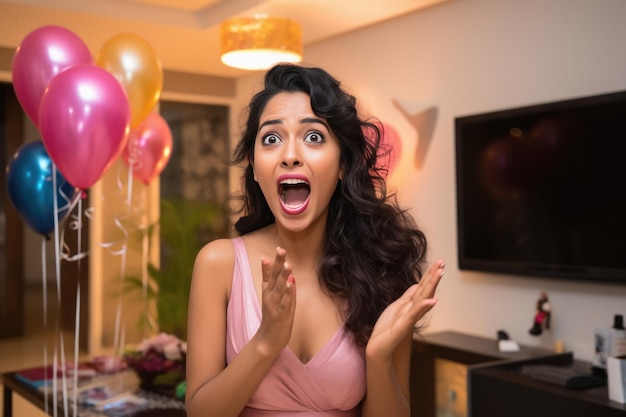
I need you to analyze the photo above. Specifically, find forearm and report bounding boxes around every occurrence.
[186,335,280,417]
[361,355,410,417]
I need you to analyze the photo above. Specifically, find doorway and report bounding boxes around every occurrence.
[0,82,24,338]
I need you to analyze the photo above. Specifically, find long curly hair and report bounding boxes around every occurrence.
[232,64,427,347]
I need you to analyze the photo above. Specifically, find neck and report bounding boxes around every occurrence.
[270,217,327,271]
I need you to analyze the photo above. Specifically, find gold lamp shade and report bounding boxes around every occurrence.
[220,16,303,71]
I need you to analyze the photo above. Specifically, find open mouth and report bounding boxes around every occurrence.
[279,178,310,212]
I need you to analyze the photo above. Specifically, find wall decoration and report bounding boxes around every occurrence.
[393,99,438,169]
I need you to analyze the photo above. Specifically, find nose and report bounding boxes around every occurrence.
[281,140,301,167]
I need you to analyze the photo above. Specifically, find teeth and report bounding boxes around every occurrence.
[280,178,308,185]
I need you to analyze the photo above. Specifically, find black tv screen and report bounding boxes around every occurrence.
[455,90,626,284]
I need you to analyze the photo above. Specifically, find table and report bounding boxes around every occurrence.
[2,369,186,417]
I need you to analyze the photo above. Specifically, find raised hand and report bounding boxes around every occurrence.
[366,259,445,360]
[255,247,297,355]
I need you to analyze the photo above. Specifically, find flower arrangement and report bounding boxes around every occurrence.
[124,333,186,393]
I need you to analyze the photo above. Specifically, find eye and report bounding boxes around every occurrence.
[261,133,282,145]
[304,131,325,143]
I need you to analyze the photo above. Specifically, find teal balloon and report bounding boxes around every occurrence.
[6,140,79,236]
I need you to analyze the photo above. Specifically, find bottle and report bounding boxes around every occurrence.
[593,325,610,371]
[609,314,626,357]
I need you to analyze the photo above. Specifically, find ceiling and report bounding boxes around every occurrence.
[0,0,447,78]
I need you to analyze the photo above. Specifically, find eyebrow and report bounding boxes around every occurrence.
[301,117,330,130]
[259,117,330,131]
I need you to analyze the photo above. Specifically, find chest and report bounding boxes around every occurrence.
[249,259,344,364]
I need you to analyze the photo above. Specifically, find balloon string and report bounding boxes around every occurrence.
[97,164,129,256]
[60,193,88,263]
[71,197,83,417]
[97,161,153,359]
[53,170,89,417]
[111,162,134,362]
[127,153,134,208]
[52,344,58,417]
[142,228,149,298]
[41,238,49,416]
[61,205,94,262]
[90,165,129,365]
[141,218,157,334]
[59,184,80,217]
[53,164,70,417]
[126,134,145,172]
[72,280,80,417]
[120,322,126,362]
[141,225,155,335]
[113,250,126,359]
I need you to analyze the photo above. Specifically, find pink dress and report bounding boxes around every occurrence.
[226,238,366,417]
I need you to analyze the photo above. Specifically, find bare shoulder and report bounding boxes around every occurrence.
[195,238,235,266]
[190,238,236,299]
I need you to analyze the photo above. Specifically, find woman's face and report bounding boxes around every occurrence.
[252,91,342,232]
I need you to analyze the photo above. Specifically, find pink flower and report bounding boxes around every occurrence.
[137,333,185,354]
[125,333,186,374]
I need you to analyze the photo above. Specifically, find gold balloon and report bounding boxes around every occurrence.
[96,33,163,128]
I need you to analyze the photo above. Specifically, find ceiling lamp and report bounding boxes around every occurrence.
[220,16,303,71]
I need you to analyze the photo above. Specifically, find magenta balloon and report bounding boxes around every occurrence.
[39,64,131,190]
[380,122,402,176]
[12,25,93,127]
[123,112,173,184]
[363,121,402,177]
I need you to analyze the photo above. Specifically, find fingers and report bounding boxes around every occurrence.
[416,259,445,298]
[262,247,289,290]
[261,257,271,283]
[285,275,296,314]
[425,258,446,281]
[257,248,296,353]
[262,247,295,307]
[260,247,297,335]
[405,260,445,321]
[399,283,419,301]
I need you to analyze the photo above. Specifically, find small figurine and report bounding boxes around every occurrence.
[529,291,551,336]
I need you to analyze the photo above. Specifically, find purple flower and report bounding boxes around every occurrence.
[125,333,186,374]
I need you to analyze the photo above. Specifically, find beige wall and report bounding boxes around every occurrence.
[234,0,626,362]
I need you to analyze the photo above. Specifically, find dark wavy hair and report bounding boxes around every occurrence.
[232,64,427,347]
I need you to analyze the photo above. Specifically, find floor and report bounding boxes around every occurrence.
[0,284,88,417]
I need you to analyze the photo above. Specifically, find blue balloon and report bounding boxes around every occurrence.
[6,140,79,236]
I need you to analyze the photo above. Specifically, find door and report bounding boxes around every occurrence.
[0,82,24,338]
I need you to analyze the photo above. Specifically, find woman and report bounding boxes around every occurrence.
[185,64,444,417]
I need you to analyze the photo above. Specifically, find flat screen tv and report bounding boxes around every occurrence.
[455,90,626,284]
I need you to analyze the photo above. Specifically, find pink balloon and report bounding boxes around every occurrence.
[12,25,93,127]
[123,112,173,184]
[39,64,131,190]
[364,121,402,177]
[379,122,402,175]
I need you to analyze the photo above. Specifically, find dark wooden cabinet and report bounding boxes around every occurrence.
[470,358,626,417]
[409,331,623,417]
